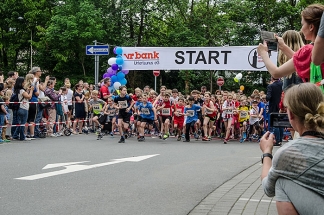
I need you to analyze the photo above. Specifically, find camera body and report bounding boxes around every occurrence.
[261,31,278,52]
[270,113,292,128]
[266,41,278,52]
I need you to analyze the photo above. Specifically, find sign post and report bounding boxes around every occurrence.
[86,43,109,90]
[153,70,160,92]
[217,77,224,91]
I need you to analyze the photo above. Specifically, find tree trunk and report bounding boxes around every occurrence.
[3,49,8,68]
[137,0,146,46]
[185,70,189,94]
[13,49,19,71]
[81,61,86,77]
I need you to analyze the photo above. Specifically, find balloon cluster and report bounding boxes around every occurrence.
[103,47,129,90]
[234,73,243,82]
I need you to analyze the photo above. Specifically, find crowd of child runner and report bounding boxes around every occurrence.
[93,81,275,144]
[0,69,278,144]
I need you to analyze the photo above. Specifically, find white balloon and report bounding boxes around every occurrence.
[113,81,121,90]
[237,73,243,80]
[108,57,117,65]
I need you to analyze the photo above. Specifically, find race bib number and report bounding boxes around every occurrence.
[118,101,128,109]
[93,104,101,111]
[141,108,150,115]
[239,111,248,118]
[161,108,170,116]
[225,109,233,115]
[176,108,183,113]
[186,110,194,117]
[206,108,214,115]
[108,109,115,116]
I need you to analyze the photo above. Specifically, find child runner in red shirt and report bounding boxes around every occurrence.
[173,97,185,141]
[156,93,172,140]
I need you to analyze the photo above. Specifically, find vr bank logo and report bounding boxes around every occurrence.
[123,51,159,60]
[123,51,160,66]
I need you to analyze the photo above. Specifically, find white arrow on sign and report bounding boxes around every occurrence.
[15,154,159,181]
[87,47,109,54]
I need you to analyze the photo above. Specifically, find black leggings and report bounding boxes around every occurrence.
[185,121,196,140]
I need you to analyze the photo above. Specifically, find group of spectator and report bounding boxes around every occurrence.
[258,3,324,215]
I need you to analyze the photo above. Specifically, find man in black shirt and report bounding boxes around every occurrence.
[266,77,283,146]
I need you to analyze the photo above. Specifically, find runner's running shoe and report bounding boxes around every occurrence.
[118,138,125,143]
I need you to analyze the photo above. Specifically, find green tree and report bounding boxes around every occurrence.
[42,0,106,80]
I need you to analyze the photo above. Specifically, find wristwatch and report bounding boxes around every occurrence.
[261,153,273,164]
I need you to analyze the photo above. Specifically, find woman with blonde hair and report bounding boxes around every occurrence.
[260,83,324,215]
[24,74,34,90]
[277,30,304,90]
[24,73,39,138]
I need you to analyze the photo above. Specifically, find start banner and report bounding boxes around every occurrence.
[120,46,277,71]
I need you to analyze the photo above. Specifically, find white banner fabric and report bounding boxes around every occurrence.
[120,46,277,71]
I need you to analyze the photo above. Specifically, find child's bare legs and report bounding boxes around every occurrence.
[164,119,170,135]
[225,118,232,140]
[203,117,210,138]
[111,117,116,134]
[72,119,79,134]
[208,121,214,137]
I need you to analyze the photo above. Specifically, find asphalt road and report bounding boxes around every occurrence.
[0,133,263,215]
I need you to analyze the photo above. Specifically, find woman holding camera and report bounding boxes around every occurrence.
[12,77,34,141]
[257,4,324,81]
[260,83,324,215]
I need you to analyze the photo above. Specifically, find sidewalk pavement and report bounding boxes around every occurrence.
[188,162,277,215]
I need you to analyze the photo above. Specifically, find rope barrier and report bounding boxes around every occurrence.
[0,100,86,104]
[0,119,91,128]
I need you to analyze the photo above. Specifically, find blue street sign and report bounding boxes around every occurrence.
[86,45,109,55]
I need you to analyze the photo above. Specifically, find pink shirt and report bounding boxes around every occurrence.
[293,44,324,82]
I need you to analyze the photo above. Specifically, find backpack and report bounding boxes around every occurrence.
[9,93,22,110]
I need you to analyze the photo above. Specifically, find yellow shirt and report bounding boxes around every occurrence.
[238,106,250,122]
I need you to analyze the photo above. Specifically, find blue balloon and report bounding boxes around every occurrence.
[117,72,125,80]
[118,65,123,71]
[120,78,127,85]
[111,75,118,83]
[116,47,123,55]
[116,57,124,65]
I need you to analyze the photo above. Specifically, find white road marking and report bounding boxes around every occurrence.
[15,154,159,181]
[42,161,89,169]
